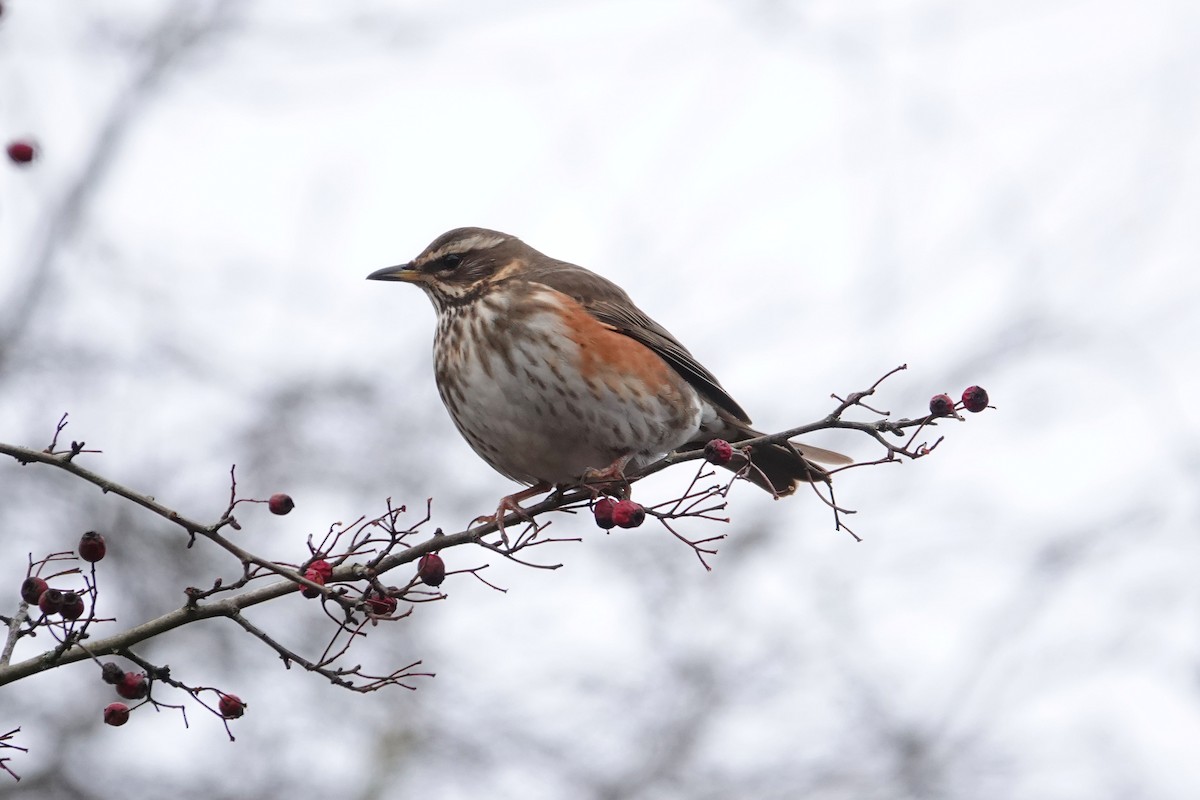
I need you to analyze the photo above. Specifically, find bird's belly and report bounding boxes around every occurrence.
[434,306,702,485]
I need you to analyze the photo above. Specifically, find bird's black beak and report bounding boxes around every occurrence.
[366,262,418,282]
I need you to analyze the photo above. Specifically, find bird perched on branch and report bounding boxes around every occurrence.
[368,227,849,519]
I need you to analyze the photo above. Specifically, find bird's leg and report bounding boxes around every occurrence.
[472,481,552,545]
[581,455,633,498]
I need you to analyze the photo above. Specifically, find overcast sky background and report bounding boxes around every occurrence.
[2,1,1199,798]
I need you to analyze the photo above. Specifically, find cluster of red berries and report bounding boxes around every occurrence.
[100,657,244,726]
[929,385,990,417]
[102,664,149,700]
[273,492,444,598]
[296,550,446,604]
[105,692,245,726]
[593,498,647,529]
[297,557,333,598]
[21,580,83,619]
[359,555,447,615]
[20,531,107,622]
[100,663,147,727]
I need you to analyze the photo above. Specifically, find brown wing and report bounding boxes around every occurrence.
[520,257,752,424]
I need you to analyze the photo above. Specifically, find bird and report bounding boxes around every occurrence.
[367,227,849,521]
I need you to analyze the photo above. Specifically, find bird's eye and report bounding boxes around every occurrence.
[440,254,463,271]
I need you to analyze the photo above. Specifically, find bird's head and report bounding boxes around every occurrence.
[367,227,527,311]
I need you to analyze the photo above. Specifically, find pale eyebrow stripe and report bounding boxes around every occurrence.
[428,233,509,261]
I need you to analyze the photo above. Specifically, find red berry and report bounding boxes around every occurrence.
[20,576,47,604]
[101,662,125,685]
[218,693,245,719]
[612,500,646,529]
[60,591,85,620]
[704,438,734,465]
[929,394,955,416]
[38,588,64,615]
[418,553,445,587]
[115,672,149,700]
[104,703,131,727]
[299,568,325,598]
[365,591,398,616]
[307,559,333,583]
[78,530,107,562]
[268,493,295,515]
[6,139,37,164]
[962,385,989,413]
[593,497,617,529]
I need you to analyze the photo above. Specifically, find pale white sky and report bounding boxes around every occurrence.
[2,1,1199,798]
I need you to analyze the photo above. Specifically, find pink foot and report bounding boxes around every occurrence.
[471,481,552,543]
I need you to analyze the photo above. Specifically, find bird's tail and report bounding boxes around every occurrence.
[701,422,852,497]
